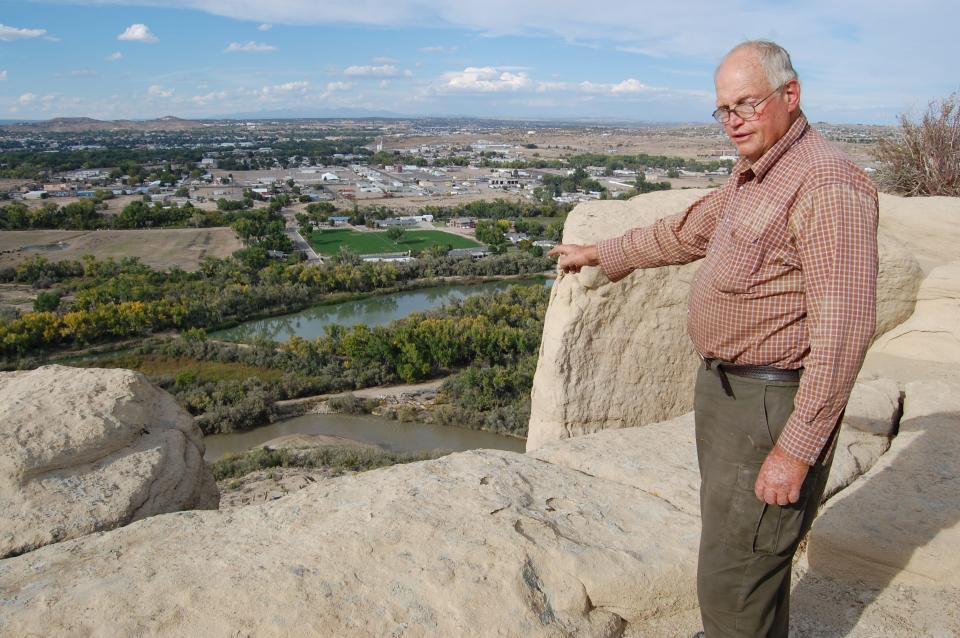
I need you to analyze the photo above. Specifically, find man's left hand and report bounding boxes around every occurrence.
[755,445,810,505]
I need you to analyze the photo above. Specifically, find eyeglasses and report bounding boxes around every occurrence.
[712,84,783,123]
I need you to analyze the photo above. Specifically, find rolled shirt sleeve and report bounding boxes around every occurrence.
[776,182,879,465]
[596,190,723,282]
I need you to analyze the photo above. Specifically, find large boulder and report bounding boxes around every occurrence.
[870,260,960,364]
[0,448,701,638]
[527,190,923,450]
[0,365,218,558]
[877,193,960,274]
[821,379,899,500]
[807,377,960,589]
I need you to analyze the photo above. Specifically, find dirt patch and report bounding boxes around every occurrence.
[0,283,41,312]
[0,227,242,271]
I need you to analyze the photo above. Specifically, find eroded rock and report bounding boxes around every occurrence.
[0,449,700,637]
[0,365,218,558]
[808,377,960,589]
[527,190,923,450]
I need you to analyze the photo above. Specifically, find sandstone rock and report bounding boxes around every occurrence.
[529,412,700,517]
[877,193,960,274]
[807,377,960,588]
[873,231,924,339]
[842,378,901,436]
[217,466,336,509]
[871,260,960,364]
[0,449,700,637]
[822,427,890,502]
[528,190,923,450]
[0,365,218,558]
[527,191,706,451]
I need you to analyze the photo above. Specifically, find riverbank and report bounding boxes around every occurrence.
[1,268,555,369]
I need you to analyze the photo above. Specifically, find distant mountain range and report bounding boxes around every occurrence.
[1,116,211,132]
[0,111,709,133]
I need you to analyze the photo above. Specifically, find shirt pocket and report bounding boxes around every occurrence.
[710,222,764,294]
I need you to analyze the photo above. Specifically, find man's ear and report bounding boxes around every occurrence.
[783,79,801,113]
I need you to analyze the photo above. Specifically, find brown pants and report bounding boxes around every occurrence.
[694,363,837,638]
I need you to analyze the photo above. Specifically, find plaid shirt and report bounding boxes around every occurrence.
[597,115,879,464]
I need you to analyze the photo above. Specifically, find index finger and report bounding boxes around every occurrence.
[546,245,564,257]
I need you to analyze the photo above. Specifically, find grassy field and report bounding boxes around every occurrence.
[309,228,482,255]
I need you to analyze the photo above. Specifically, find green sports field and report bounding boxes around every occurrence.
[309,228,482,255]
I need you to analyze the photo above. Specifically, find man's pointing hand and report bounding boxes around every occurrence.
[547,243,599,274]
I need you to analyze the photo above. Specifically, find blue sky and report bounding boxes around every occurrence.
[1,1,958,124]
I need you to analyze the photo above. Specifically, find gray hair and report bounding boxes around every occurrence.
[717,40,799,89]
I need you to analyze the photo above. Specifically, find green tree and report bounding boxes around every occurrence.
[33,291,61,312]
[385,226,405,241]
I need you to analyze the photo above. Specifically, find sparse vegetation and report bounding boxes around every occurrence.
[873,92,960,196]
[212,445,448,481]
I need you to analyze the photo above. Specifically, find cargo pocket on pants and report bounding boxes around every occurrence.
[725,463,811,555]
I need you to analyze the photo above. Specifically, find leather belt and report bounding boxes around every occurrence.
[702,357,801,397]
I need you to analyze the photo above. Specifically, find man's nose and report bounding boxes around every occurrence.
[725,110,746,127]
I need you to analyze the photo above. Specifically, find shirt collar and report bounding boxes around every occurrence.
[733,112,809,183]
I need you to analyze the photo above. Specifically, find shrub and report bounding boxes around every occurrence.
[212,445,448,480]
[873,92,960,196]
[33,291,61,312]
[327,393,378,414]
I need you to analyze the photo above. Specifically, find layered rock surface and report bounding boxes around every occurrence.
[808,378,960,589]
[0,373,906,637]
[527,189,924,450]
[0,449,701,638]
[0,365,219,558]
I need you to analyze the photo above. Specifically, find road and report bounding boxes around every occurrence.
[282,209,322,262]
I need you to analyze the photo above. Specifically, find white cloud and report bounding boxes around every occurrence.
[148,85,174,98]
[224,41,277,53]
[344,64,398,77]
[19,93,37,105]
[0,71,6,81]
[441,67,531,93]
[610,78,651,94]
[0,23,47,41]
[273,81,309,92]
[326,81,352,91]
[258,23,272,31]
[117,24,158,43]
[106,51,123,61]
[190,90,228,105]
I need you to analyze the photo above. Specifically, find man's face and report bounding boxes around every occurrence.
[714,50,797,163]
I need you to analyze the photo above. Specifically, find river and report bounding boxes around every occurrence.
[202,277,549,460]
[204,412,526,461]
[209,276,551,343]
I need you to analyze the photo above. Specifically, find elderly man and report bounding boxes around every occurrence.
[548,40,878,637]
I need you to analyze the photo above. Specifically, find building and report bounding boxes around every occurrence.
[329,216,351,226]
[375,217,420,228]
[489,177,520,189]
[447,247,491,259]
[362,253,415,263]
[449,217,477,229]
